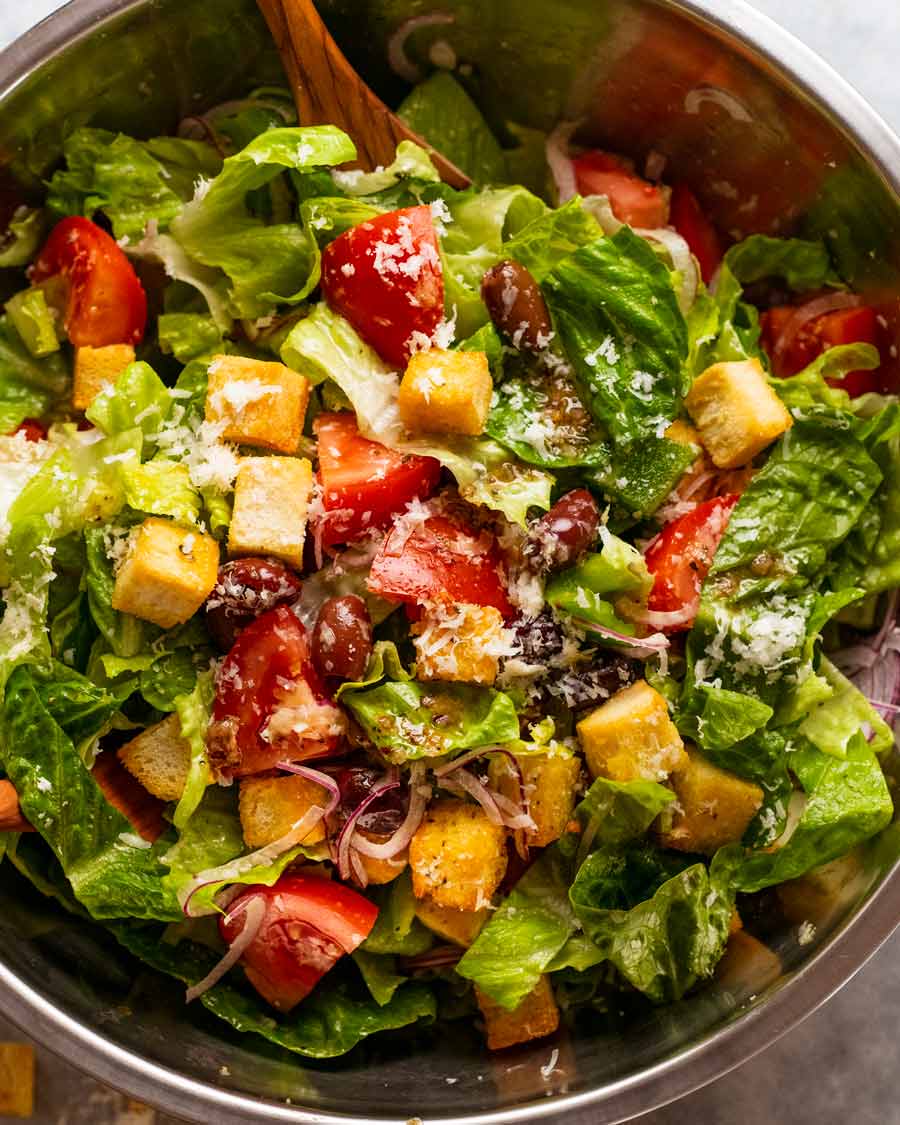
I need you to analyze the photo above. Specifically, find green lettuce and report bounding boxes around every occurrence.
[544,227,688,447]
[171,671,214,829]
[0,315,69,433]
[361,872,434,956]
[85,361,174,441]
[545,534,651,638]
[157,313,224,364]
[724,234,839,291]
[797,658,893,759]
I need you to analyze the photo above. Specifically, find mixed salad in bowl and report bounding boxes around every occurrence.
[0,73,897,1059]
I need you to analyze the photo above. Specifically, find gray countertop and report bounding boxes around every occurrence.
[1,2,899,1123]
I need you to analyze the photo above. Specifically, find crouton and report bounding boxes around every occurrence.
[412,603,505,686]
[73,344,136,410]
[664,418,702,449]
[111,517,219,629]
[239,774,329,848]
[658,748,763,854]
[0,1042,34,1117]
[685,358,793,469]
[576,679,687,782]
[205,354,310,454]
[776,850,864,927]
[476,976,560,1050]
[117,714,192,802]
[715,930,782,992]
[228,456,313,569]
[355,831,409,885]
[409,798,507,911]
[488,752,581,847]
[399,348,492,436]
[414,896,488,947]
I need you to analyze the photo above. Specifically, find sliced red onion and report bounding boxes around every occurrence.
[351,762,431,860]
[349,848,369,889]
[400,943,463,972]
[583,194,624,235]
[433,746,502,778]
[185,895,266,1003]
[275,762,341,817]
[546,121,579,204]
[618,599,696,629]
[179,804,328,917]
[772,292,862,375]
[440,771,503,825]
[570,618,670,657]
[336,773,401,880]
[684,85,754,123]
[637,227,698,313]
[387,12,455,83]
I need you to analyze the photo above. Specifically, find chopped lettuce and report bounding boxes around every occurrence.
[0,315,69,433]
[362,872,434,956]
[171,670,214,829]
[724,234,839,292]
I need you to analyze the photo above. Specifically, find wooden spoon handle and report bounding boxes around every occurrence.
[257,0,471,189]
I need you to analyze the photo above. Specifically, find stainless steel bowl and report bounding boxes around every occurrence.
[1,2,899,1122]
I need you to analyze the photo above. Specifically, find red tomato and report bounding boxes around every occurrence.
[760,305,882,395]
[11,418,47,442]
[221,874,378,1012]
[321,205,444,369]
[669,183,723,284]
[314,413,441,547]
[572,151,670,228]
[30,217,147,347]
[209,606,344,779]
[93,749,165,842]
[368,514,514,617]
[645,495,739,632]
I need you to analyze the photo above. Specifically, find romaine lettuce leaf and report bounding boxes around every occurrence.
[0,315,69,433]
[85,361,174,441]
[341,679,519,763]
[171,670,214,829]
[797,657,893,759]
[544,227,688,447]
[157,313,224,364]
[724,234,839,291]
[398,73,507,186]
[330,140,441,198]
[361,871,433,956]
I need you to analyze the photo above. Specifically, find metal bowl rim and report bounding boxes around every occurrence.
[0,0,898,1122]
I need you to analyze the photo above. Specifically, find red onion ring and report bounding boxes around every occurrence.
[570,618,670,656]
[336,772,401,881]
[387,12,455,83]
[185,894,266,1003]
[275,762,341,816]
[351,762,431,860]
[772,293,862,376]
[546,121,579,204]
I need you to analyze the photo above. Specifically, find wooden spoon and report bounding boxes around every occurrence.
[257,0,471,189]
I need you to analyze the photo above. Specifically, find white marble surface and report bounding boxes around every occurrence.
[0,2,898,1124]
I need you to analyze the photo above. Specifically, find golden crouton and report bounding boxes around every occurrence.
[685,358,793,469]
[354,829,409,885]
[776,850,864,927]
[576,679,687,783]
[409,798,508,911]
[414,896,488,947]
[0,1042,34,1117]
[205,354,310,454]
[664,418,702,449]
[239,774,330,848]
[715,930,782,993]
[111,517,219,629]
[228,456,313,569]
[488,752,581,847]
[399,348,492,436]
[118,714,192,801]
[73,344,136,410]
[412,603,505,686]
[476,976,560,1050]
[658,749,763,854]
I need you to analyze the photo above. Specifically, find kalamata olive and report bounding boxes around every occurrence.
[512,611,566,664]
[311,595,373,682]
[335,765,409,836]
[205,557,302,650]
[544,657,637,710]
[523,488,601,573]
[480,259,553,352]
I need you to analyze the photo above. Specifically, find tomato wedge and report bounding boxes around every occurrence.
[760,304,882,395]
[314,412,441,547]
[10,418,47,442]
[320,205,444,368]
[208,606,345,779]
[572,151,670,228]
[221,874,378,1012]
[30,217,147,347]
[669,183,723,284]
[645,495,739,632]
[368,514,514,617]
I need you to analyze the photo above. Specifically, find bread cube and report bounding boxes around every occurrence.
[73,344,135,410]
[412,603,505,686]
[409,798,508,911]
[354,829,409,885]
[658,749,763,854]
[488,752,581,847]
[117,714,192,801]
[228,456,313,569]
[776,851,864,927]
[205,354,310,454]
[239,774,330,848]
[577,679,687,782]
[0,1042,34,1117]
[476,976,560,1050]
[399,348,492,436]
[414,896,488,947]
[664,418,702,449]
[111,517,219,629]
[685,358,793,469]
[715,930,781,992]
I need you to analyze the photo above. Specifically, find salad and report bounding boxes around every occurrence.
[0,72,897,1061]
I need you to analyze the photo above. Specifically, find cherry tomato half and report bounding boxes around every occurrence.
[572,150,670,229]
[760,304,882,395]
